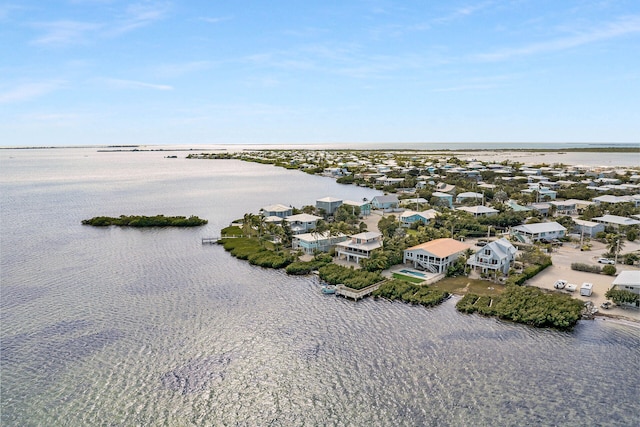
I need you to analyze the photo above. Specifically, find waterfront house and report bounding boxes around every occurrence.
[292,231,348,255]
[285,213,323,234]
[510,222,566,243]
[261,204,293,218]
[403,238,470,274]
[467,238,517,275]
[371,195,400,211]
[316,196,343,215]
[611,271,640,299]
[456,206,499,217]
[375,176,405,186]
[399,209,438,227]
[335,231,383,263]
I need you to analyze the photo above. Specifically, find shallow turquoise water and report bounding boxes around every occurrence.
[1,147,639,426]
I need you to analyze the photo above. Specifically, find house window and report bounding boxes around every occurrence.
[484,249,490,255]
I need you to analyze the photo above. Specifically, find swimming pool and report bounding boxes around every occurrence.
[398,269,427,278]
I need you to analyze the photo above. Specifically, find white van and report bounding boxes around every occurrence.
[580,282,593,296]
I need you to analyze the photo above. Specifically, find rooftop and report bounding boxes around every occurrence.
[406,238,470,258]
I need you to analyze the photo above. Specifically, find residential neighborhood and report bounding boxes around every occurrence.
[207,149,640,320]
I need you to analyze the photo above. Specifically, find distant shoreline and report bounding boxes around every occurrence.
[1,143,638,152]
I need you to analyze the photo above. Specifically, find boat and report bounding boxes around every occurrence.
[554,279,567,289]
[321,284,336,294]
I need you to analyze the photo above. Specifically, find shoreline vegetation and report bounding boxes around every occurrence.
[219,229,587,330]
[208,148,640,330]
[82,215,207,227]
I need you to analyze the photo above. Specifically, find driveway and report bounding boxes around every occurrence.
[526,240,640,321]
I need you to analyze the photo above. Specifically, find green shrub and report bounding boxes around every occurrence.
[373,280,449,307]
[82,215,207,227]
[506,258,552,286]
[285,254,333,275]
[318,264,383,290]
[605,288,640,305]
[222,238,292,268]
[248,251,292,268]
[571,263,602,273]
[601,265,617,276]
[456,294,480,313]
[457,286,584,330]
[220,225,243,237]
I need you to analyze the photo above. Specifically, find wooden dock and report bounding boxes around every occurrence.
[335,281,385,301]
[201,237,220,244]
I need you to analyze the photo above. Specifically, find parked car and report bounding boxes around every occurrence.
[475,241,488,247]
[601,301,612,309]
[598,258,615,265]
[565,283,577,292]
[554,279,567,289]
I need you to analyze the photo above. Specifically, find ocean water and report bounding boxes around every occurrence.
[1,147,639,426]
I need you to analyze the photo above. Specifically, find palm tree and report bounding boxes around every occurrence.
[242,213,256,237]
[606,233,624,262]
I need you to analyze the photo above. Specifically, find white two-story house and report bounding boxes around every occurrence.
[467,238,517,275]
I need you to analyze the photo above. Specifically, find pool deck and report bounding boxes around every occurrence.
[386,265,444,284]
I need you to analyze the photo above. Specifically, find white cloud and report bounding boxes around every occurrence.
[31,20,102,46]
[433,1,495,24]
[0,81,63,104]
[155,61,216,78]
[473,15,640,61]
[104,78,173,90]
[198,16,232,24]
[31,2,169,45]
[107,1,170,35]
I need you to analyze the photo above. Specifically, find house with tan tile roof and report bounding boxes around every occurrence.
[403,238,470,274]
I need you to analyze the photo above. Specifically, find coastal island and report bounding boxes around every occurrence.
[82,215,208,227]
[204,147,639,329]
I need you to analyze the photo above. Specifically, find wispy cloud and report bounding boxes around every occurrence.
[32,20,102,46]
[433,1,495,24]
[154,61,216,78]
[369,2,493,39]
[244,43,433,80]
[198,16,232,24]
[30,1,169,45]
[431,83,500,92]
[0,3,25,20]
[104,78,173,90]
[0,81,64,104]
[108,1,170,36]
[430,72,520,92]
[473,15,640,61]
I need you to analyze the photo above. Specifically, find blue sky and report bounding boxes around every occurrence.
[1,1,639,146]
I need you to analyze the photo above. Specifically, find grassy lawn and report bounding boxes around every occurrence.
[431,276,506,297]
[391,273,426,284]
